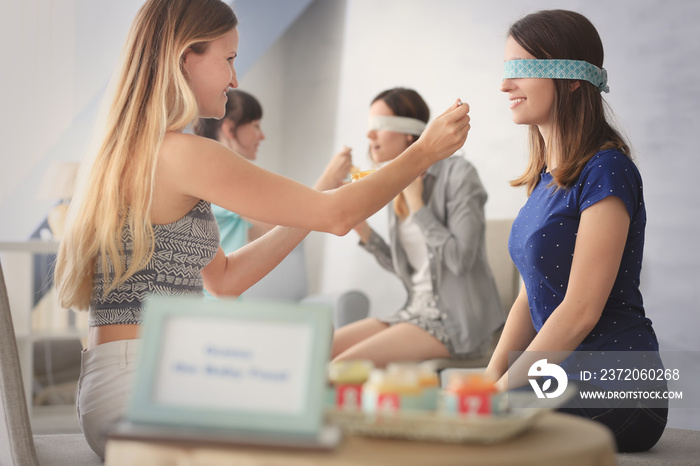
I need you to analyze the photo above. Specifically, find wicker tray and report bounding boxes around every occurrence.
[327,387,577,444]
[327,408,542,444]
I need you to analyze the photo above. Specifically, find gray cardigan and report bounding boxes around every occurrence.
[361,156,506,354]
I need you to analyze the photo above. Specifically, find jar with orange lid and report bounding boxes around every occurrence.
[441,372,503,416]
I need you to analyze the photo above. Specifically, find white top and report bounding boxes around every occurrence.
[397,214,432,292]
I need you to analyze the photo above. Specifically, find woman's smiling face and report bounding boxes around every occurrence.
[182,27,240,119]
[500,35,556,132]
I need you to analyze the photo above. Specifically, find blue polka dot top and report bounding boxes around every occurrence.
[509,149,659,352]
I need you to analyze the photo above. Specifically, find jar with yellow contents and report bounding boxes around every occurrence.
[362,363,439,415]
[327,359,374,411]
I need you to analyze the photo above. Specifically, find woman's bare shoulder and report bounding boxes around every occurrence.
[160,132,232,170]
[161,131,216,155]
[155,131,253,208]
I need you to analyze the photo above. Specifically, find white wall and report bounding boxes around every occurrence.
[0,0,312,240]
[238,0,348,292]
[0,0,146,239]
[232,0,315,78]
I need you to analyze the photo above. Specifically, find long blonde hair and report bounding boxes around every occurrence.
[55,0,237,311]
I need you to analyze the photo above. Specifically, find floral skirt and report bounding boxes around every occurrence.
[378,290,457,356]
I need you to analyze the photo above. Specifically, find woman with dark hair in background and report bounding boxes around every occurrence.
[196,89,353,253]
[197,89,271,250]
[331,87,505,368]
[196,89,353,300]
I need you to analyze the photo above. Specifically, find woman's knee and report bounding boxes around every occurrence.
[331,318,388,358]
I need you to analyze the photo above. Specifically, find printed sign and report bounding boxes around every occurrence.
[155,317,311,414]
[127,296,332,436]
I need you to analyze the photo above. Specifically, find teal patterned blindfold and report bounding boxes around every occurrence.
[503,59,609,93]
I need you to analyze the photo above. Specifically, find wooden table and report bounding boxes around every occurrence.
[105,412,617,466]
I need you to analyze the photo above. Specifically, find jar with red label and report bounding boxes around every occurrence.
[441,372,502,416]
[327,359,374,411]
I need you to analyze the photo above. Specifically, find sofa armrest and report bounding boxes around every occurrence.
[301,290,369,329]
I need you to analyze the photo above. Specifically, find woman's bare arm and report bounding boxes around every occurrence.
[202,149,353,296]
[483,285,535,384]
[160,101,470,236]
[496,196,630,390]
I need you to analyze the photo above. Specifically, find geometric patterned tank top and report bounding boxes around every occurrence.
[89,200,220,326]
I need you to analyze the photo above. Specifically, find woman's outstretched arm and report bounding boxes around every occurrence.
[162,101,470,236]
[203,149,352,297]
[494,196,630,390]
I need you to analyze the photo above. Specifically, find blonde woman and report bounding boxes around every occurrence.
[54,0,470,457]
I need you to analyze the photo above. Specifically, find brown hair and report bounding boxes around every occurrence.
[371,88,430,218]
[372,87,430,127]
[507,9,630,195]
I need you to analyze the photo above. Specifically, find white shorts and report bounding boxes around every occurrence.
[76,339,140,459]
